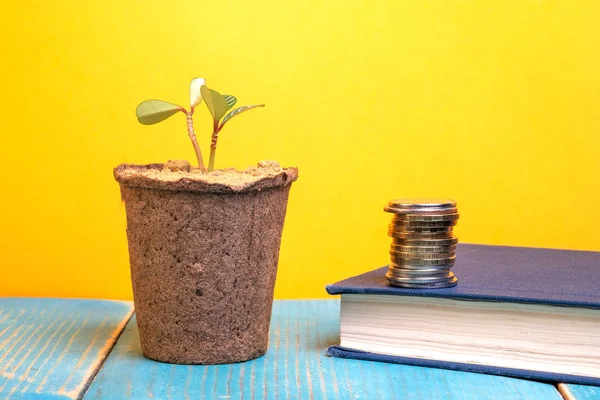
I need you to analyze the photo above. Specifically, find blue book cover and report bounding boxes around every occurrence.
[325,243,600,386]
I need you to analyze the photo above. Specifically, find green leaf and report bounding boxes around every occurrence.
[201,86,228,123]
[219,104,265,130]
[189,77,206,108]
[223,94,237,110]
[136,100,185,125]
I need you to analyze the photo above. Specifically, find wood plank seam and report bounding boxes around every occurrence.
[72,306,134,400]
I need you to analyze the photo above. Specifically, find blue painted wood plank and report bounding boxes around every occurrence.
[0,298,133,400]
[559,383,600,400]
[85,300,563,400]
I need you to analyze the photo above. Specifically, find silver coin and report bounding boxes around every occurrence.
[391,244,457,253]
[385,272,454,283]
[390,257,456,267]
[386,271,454,284]
[390,250,455,259]
[392,237,458,246]
[391,219,458,228]
[387,267,452,277]
[391,256,456,266]
[388,198,457,209]
[389,262,453,271]
[390,252,456,267]
[389,231,454,240]
[388,276,458,289]
[385,198,457,215]
[393,213,460,222]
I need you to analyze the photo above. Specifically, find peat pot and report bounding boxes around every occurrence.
[114,161,298,364]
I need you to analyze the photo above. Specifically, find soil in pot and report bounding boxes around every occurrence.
[114,160,298,364]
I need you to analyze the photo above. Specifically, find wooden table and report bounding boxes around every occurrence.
[0,299,597,399]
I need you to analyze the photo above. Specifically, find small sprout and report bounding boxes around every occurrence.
[200,86,264,172]
[135,77,264,173]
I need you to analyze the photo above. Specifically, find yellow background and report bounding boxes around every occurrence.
[1,1,599,300]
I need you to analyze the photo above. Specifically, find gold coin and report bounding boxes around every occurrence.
[391,219,458,228]
[389,224,452,233]
[388,230,454,240]
[392,237,458,246]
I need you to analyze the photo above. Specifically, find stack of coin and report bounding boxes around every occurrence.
[384,199,459,288]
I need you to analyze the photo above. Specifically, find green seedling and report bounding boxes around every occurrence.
[135,78,265,172]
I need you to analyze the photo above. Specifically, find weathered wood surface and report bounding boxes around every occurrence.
[85,300,563,400]
[0,298,133,400]
[559,383,600,400]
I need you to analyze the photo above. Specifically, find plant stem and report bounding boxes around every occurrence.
[186,114,205,172]
[208,145,216,172]
[208,122,219,172]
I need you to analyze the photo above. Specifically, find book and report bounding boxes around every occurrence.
[325,243,600,385]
